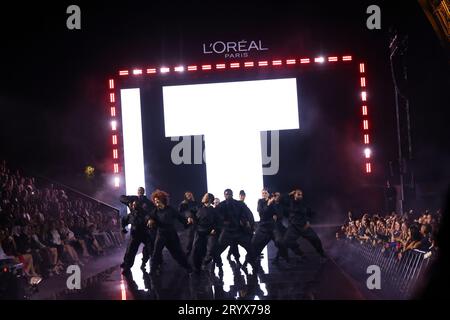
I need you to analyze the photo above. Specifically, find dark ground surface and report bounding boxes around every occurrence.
[41,226,364,300]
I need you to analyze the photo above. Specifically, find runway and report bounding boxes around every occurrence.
[59,230,364,300]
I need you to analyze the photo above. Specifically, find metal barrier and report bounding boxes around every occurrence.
[345,240,434,299]
[33,173,120,220]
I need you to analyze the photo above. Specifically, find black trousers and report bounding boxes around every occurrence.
[141,229,156,265]
[151,228,190,271]
[283,224,325,256]
[184,224,197,255]
[252,224,288,259]
[192,231,223,270]
[122,232,154,270]
[227,243,240,259]
[214,229,256,267]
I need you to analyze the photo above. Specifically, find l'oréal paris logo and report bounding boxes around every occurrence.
[202,40,268,58]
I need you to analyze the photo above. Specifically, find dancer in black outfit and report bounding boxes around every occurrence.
[120,199,154,274]
[119,187,156,271]
[251,189,289,263]
[148,189,193,275]
[191,193,223,273]
[283,189,326,262]
[178,191,199,256]
[211,189,258,273]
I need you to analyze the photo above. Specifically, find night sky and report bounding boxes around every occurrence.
[0,1,448,212]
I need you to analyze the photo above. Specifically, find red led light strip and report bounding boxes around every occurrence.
[108,78,120,187]
[359,62,371,173]
[111,54,371,177]
[117,56,355,76]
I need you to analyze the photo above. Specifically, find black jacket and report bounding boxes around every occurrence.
[149,205,188,231]
[257,198,277,228]
[287,198,314,227]
[218,199,251,233]
[178,200,199,219]
[121,207,152,236]
[196,205,221,233]
[120,195,155,213]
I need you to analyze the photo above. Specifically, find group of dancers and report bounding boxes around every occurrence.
[119,187,326,276]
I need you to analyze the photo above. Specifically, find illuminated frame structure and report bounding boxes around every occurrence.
[107,55,372,190]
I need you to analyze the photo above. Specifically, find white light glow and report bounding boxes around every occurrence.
[120,88,146,195]
[111,120,117,131]
[162,78,299,218]
[174,66,185,72]
[364,148,372,158]
[361,91,367,101]
[160,67,170,73]
[314,57,325,63]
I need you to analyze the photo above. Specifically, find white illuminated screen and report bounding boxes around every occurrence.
[163,78,299,217]
[120,88,146,196]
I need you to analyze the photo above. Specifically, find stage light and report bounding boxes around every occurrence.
[361,91,367,101]
[109,79,114,89]
[114,163,119,173]
[216,63,226,69]
[359,63,365,73]
[119,70,129,76]
[272,60,282,66]
[364,134,370,144]
[112,135,117,145]
[300,58,310,64]
[328,56,338,62]
[120,278,127,300]
[160,67,170,73]
[109,93,115,103]
[244,61,255,67]
[201,64,212,70]
[363,120,369,130]
[360,77,366,87]
[162,78,299,217]
[174,66,185,72]
[364,148,371,158]
[111,120,117,131]
[110,107,116,117]
[132,69,142,75]
[366,163,372,173]
[314,57,325,63]
[286,59,296,65]
[187,65,197,71]
[258,61,268,66]
[120,88,146,195]
[146,68,157,74]
[114,176,120,188]
[84,165,95,178]
[362,105,367,115]
[342,55,352,61]
[113,149,118,159]
[230,62,240,68]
